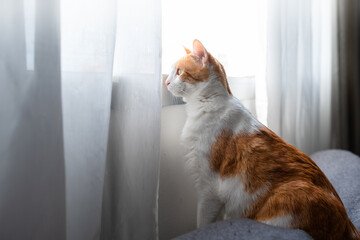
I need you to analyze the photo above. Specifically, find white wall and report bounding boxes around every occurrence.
[159,105,197,240]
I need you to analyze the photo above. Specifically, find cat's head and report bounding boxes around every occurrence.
[165,39,232,100]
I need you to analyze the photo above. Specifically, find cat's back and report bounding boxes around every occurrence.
[209,123,360,240]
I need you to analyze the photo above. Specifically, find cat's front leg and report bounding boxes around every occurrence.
[197,195,223,228]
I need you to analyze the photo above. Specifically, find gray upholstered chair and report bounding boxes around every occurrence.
[174,150,360,240]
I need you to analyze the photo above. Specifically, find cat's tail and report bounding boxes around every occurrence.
[345,220,360,240]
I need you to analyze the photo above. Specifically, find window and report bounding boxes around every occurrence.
[162,0,265,77]
[162,0,267,121]
[24,0,35,70]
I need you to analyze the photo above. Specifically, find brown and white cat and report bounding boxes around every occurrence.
[165,39,360,240]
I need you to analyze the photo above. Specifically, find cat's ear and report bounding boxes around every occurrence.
[192,39,208,65]
[183,46,192,54]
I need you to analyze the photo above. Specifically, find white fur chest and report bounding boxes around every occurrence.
[180,109,222,186]
[180,96,264,219]
[180,95,260,181]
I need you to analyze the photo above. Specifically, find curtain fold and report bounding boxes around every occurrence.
[60,0,117,239]
[1,0,118,239]
[0,0,66,239]
[1,0,162,238]
[100,0,162,239]
[334,0,360,155]
[266,0,335,154]
[266,0,360,155]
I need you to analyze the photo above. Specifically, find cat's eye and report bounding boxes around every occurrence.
[176,68,183,75]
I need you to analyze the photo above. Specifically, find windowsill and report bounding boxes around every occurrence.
[161,74,256,116]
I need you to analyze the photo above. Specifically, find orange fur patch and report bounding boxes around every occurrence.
[210,127,359,240]
[175,53,232,95]
[176,55,210,84]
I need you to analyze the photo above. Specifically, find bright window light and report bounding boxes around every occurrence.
[24,0,35,70]
[61,0,112,72]
[162,0,266,78]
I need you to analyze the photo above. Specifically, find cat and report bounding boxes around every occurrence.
[165,39,360,240]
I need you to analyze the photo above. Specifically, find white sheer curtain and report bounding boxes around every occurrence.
[0,0,161,239]
[100,0,161,239]
[266,0,337,154]
[61,0,116,239]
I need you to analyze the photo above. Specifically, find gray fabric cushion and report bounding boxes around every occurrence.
[311,150,360,229]
[173,218,312,240]
[174,150,360,240]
